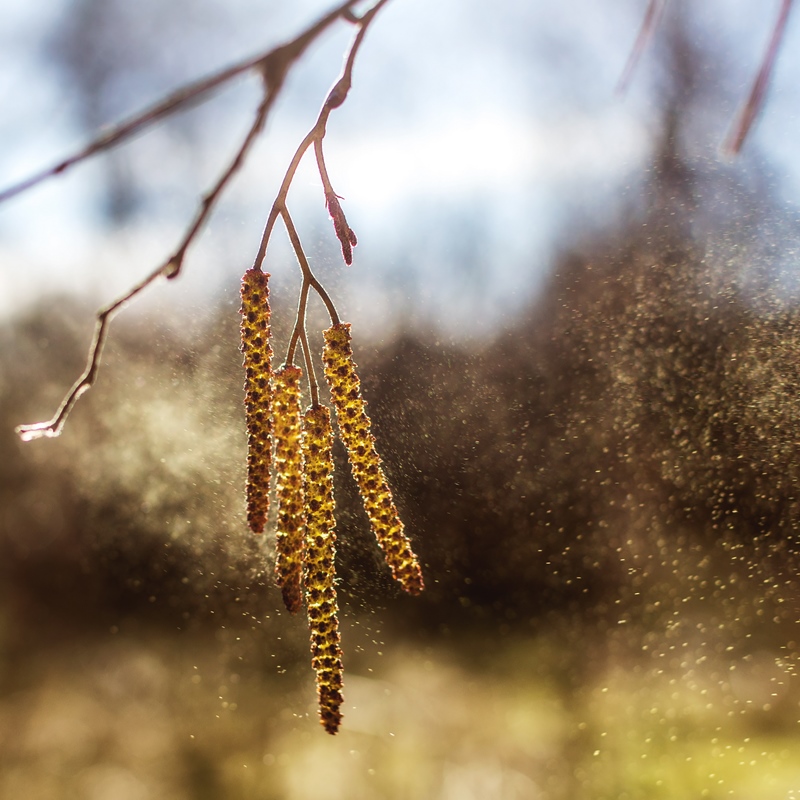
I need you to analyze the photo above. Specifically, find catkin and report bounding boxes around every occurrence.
[240,268,273,534]
[273,364,305,614]
[323,322,424,595]
[302,405,344,735]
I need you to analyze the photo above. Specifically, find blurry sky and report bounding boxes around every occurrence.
[1,0,799,336]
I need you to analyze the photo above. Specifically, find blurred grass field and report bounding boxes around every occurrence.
[1,604,800,799]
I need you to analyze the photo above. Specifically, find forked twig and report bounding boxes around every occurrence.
[14,0,370,441]
[282,208,340,329]
[281,206,340,408]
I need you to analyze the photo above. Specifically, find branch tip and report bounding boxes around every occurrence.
[16,422,62,442]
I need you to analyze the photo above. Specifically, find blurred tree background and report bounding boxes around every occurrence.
[3,1,800,798]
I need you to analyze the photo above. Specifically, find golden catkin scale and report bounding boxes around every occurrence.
[302,405,343,735]
[323,323,424,595]
[273,364,305,614]
[240,268,273,534]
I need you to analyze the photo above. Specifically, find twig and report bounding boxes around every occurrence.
[284,268,319,409]
[17,268,155,441]
[15,0,364,440]
[286,280,311,368]
[252,0,390,272]
[300,324,319,410]
[0,0,362,206]
[722,0,794,156]
[281,207,340,326]
[168,92,272,280]
[616,0,667,95]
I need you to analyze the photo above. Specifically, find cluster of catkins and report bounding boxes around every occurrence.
[240,267,424,734]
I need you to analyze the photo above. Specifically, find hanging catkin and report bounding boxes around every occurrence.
[323,322,424,595]
[273,364,305,613]
[302,405,344,734]
[239,268,273,534]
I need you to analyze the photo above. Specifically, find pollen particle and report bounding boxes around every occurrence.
[240,268,273,534]
[323,322,424,595]
[302,405,344,734]
[273,364,305,613]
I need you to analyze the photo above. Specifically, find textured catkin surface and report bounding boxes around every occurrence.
[323,323,424,595]
[301,405,343,734]
[240,269,273,534]
[273,365,305,614]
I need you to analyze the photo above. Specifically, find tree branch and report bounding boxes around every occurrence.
[616,0,667,95]
[14,0,371,441]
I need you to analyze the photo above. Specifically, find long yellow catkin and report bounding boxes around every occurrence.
[323,323,424,595]
[240,268,273,534]
[273,364,305,614]
[302,405,344,735]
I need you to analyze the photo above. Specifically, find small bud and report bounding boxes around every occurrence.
[325,192,357,266]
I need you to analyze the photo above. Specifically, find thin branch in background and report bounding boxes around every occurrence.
[617,0,667,95]
[299,329,318,412]
[13,1,363,441]
[722,0,794,156]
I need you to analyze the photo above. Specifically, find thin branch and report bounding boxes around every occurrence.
[616,0,667,95]
[168,91,272,280]
[253,128,320,270]
[0,0,361,206]
[17,268,156,441]
[314,137,336,197]
[300,315,320,409]
[287,279,312,367]
[722,0,794,156]
[281,207,340,326]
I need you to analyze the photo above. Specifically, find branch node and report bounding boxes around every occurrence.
[165,257,182,280]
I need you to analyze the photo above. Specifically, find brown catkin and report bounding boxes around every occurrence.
[323,323,424,595]
[273,364,305,614]
[302,405,343,735]
[240,268,273,534]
